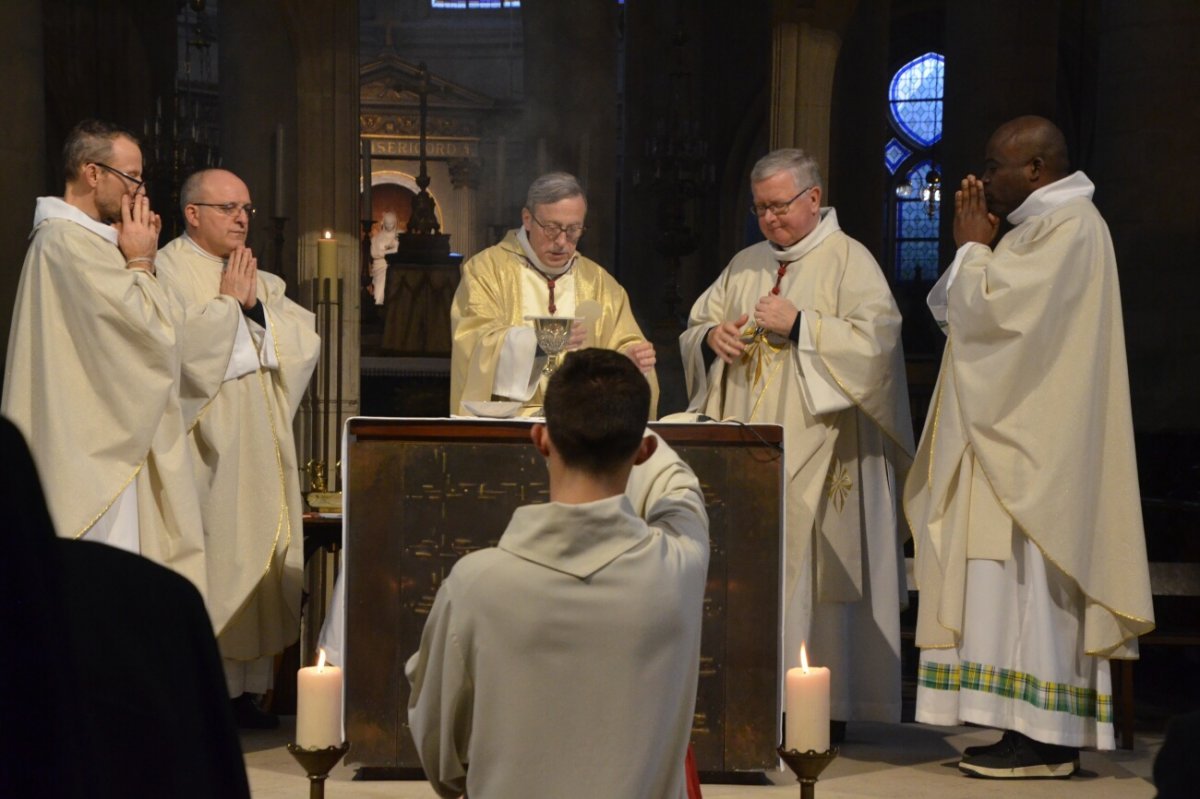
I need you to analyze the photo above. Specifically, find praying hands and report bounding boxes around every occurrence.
[220,246,259,309]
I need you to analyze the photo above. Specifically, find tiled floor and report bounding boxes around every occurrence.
[243,719,1162,798]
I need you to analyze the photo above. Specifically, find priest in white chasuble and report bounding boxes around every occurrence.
[905,116,1154,779]
[680,148,914,730]
[2,119,207,597]
[450,171,659,417]
[157,168,319,715]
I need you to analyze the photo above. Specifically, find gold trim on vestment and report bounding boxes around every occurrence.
[74,461,144,539]
[740,324,785,389]
[745,349,786,423]
[255,367,289,582]
[216,367,292,639]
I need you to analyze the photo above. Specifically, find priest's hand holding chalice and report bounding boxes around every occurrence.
[526,315,585,376]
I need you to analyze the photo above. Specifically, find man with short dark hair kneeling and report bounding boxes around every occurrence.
[406,348,710,798]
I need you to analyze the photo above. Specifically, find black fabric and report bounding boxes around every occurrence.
[0,417,250,799]
[1,417,88,796]
[1155,708,1200,798]
[243,300,266,328]
[700,326,718,370]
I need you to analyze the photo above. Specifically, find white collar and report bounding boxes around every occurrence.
[1007,171,1095,226]
[516,226,577,276]
[180,232,226,264]
[31,197,119,245]
[767,207,840,262]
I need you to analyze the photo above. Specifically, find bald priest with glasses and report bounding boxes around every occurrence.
[680,148,914,739]
[156,168,320,726]
[3,119,210,597]
[450,172,659,417]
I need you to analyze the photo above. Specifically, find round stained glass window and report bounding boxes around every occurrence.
[889,52,944,148]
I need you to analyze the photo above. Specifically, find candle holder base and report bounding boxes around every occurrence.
[778,746,838,799]
[287,741,349,799]
[306,490,343,513]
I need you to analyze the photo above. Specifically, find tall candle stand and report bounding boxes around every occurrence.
[777,745,839,799]
[306,275,343,513]
[286,742,350,799]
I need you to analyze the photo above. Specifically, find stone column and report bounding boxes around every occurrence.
[448,157,481,260]
[769,21,842,179]
[287,0,361,480]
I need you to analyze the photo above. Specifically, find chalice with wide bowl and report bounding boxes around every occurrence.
[526,315,580,376]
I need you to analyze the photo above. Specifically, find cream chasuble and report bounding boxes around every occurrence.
[2,198,208,599]
[904,172,1154,659]
[450,229,659,417]
[158,235,320,659]
[680,209,914,721]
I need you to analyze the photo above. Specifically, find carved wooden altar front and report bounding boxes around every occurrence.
[342,418,783,776]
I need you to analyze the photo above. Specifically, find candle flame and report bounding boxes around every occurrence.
[799,642,809,672]
[323,230,332,239]
[316,648,327,672]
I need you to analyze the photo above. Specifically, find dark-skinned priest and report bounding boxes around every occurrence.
[905,115,1154,779]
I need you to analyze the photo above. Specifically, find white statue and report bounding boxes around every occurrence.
[369,211,399,305]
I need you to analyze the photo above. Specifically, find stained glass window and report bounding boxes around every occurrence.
[885,52,945,283]
[895,160,941,281]
[889,53,944,148]
[432,1,521,9]
[884,137,912,175]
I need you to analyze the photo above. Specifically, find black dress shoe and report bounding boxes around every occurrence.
[962,729,1013,758]
[232,693,280,730]
[958,730,1079,779]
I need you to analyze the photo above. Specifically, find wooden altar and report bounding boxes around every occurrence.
[342,418,783,775]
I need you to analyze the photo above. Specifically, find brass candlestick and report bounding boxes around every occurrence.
[286,741,349,799]
[778,745,838,799]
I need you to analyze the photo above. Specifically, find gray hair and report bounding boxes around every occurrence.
[61,119,136,183]
[179,170,214,215]
[525,172,586,212]
[750,148,823,194]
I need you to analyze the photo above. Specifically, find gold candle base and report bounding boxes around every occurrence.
[287,742,350,799]
[778,745,838,799]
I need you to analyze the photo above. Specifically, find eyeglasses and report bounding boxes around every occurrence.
[191,202,257,218]
[530,213,586,242]
[750,185,816,217]
[92,162,145,195]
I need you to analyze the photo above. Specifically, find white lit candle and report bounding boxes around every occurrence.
[296,648,343,749]
[784,643,830,752]
[317,231,337,281]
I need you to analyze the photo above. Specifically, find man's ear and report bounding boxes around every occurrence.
[632,434,658,466]
[1027,156,1044,182]
[183,204,200,229]
[531,423,552,458]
